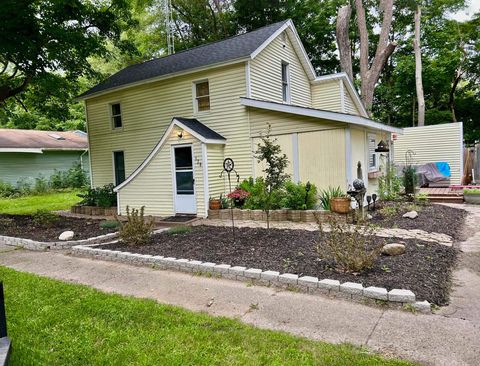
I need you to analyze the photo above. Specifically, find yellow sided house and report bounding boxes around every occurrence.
[79,20,402,217]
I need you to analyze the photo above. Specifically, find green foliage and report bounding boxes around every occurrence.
[34,175,49,194]
[50,162,89,190]
[0,266,415,365]
[464,189,480,195]
[167,225,192,236]
[415,192,430,205]
[378,162,403,201]
[32,209,59,227]
[78,184,117,207]
[281,181,318,210]
[118,206,154,246]
[99,220,121,230]
[239,177,284,210]
[403,166,417,195]
[0,190,81,215]
[317,218,384,273]
[0,180,16,198]
[319,186,346,211]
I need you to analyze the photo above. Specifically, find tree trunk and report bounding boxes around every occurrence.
[413,5,425,126]
[349,0,397,112]
[336,5,354,81]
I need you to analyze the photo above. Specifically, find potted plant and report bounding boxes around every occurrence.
[227,188,250,208]
[330,195,351,214]
[464,189,480,204]
[209,196,222,210]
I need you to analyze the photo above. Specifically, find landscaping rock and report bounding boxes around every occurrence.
[58,231,74,241]
[382,243,406,256]
[413,300,431,313]
[402,210,418,219]
[366,214,373,219]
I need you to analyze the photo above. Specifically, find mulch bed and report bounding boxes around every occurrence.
[0,214,117,242]
[369,202,467,240]
[102,225,457,305]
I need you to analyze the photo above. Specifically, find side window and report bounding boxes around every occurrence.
[194,81,210,112]
[111,103,122,129]
[113,151,125,185]
[281,61,290,103]
[368,134,378,172]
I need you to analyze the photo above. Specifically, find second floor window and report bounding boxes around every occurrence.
[195,81,210,112]
[111,103,122,129]
[281,62,290,103]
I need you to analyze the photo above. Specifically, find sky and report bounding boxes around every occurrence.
[449,0,480,21]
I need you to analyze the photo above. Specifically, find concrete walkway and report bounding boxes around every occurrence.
[0,249,479,366]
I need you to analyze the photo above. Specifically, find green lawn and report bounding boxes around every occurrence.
[0,266,414,366]
[0,190,81,215]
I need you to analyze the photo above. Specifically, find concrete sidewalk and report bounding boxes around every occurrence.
[0,249,478,366]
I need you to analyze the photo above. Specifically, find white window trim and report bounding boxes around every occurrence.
[109,101,123,130]
[367,133,379,172]
[281,61,291,103]
[192,79,210,114]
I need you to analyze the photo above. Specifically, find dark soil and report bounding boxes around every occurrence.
[102,225,457,305]
[370,202,467,240]
[0,214,117,242]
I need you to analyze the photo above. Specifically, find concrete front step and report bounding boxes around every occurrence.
[427,196,464,203]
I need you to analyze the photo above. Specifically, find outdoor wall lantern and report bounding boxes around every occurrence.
[375,140,389,152]
[177,129,183,138]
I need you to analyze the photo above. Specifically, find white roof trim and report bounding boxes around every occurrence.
[312,72,369,118]
[0,148,44,154]
[114,119,225,192]
[240,97,403,134]
[250,20,316,80]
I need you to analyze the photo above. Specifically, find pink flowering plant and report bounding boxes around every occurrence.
[227,188,250,207]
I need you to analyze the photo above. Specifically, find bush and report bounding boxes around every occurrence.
[32,209,59,227]
[319,186,346,211]
[16,178,32,196]
[118,206,154,246]
[239,177,284,210]
[0,180,16,198]
[281,181,318,210]
[99,220,120,230]
[378,162,402,201]
[78,184,117,207]
[50,161,89,189]
[317,217,384,273]
[34,175,49,194]
[403,165,417,195]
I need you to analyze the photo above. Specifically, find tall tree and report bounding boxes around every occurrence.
[0,0,136,104]
[413,5,425,126]
[336,0,397,111]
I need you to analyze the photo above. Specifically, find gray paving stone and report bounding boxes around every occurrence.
[318,279,340,291]
[388,289,416,303]
[298,276,318,288]
[279,273,299,285]
[261,270,280,282]
[340,282,364,295]
[244,268,262,279]
[364,286,388,300]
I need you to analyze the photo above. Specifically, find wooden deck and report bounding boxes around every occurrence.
[418,187,464,203]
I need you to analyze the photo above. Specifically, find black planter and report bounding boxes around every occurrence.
[233,198,245,208]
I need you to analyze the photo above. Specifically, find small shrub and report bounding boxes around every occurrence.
[239,177,284,210]
[0,180,16,198]
[34,175,50,194]
[99,220,120,230]
[167,225,192,235]
[78,184,117,207]
[317,217,384,273]
[319,186,346,211]
[227,188,250,207]
[403,165,417,195]
[16,178,32,196]
[415,192,429,205]
[378,204,399,217]
[118,206,154,246]
[464,188,480,195]
[50,162,89,189]
[378,162,403,201]
[281,181,318,210]
[32,209,59,227]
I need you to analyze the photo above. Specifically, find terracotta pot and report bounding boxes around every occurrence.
[330,198,351,214]
[209,199,221,210]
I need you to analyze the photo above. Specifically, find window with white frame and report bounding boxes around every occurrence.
[194,80,210,112]
[368,133,378,172]
[110,102,122,129]
[281,61,290,103]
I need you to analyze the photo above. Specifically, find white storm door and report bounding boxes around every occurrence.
[173,145,196,214]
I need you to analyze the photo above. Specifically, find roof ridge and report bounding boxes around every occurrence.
[121,19,290,71]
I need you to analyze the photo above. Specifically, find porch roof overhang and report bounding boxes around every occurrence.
[114,117,225,192]
[240,97,403,134]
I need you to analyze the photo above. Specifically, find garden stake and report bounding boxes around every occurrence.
[219,158,239,241]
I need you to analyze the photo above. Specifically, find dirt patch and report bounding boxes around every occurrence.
[0,214,117,242]
[370,202,467,240]
[102,225,457,305]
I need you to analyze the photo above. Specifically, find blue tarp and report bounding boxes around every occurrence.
[435,162,451,177]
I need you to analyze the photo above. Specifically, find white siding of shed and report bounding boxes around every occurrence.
[393,123,463,184]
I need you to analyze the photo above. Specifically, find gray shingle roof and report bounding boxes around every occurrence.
[174,117,225,141]
[80,20,289,98]
[0,129,88,150]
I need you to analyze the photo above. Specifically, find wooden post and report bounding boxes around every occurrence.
[0,282,6,338]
